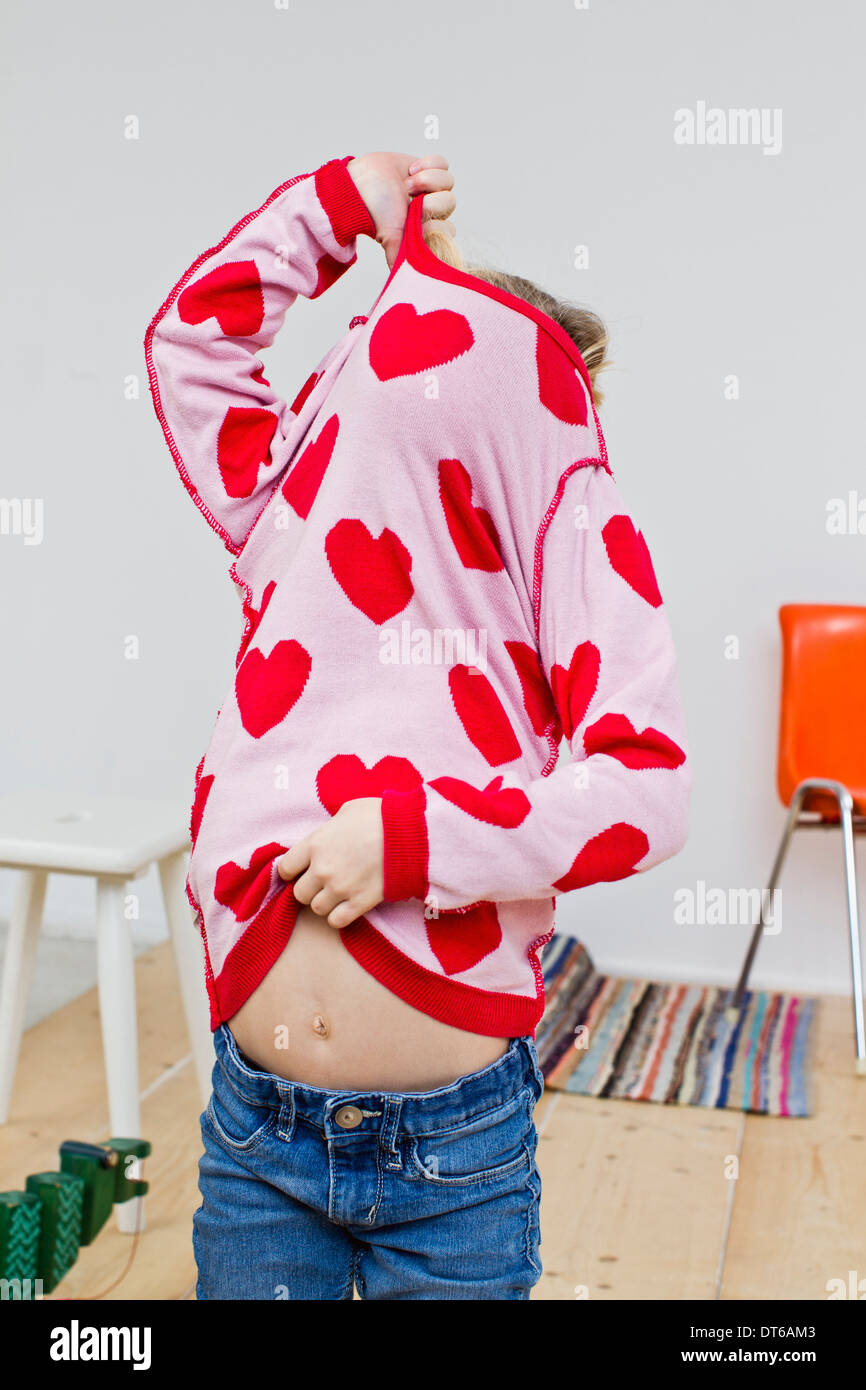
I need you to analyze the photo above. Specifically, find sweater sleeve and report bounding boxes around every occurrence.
[379,462,692,910]
[144,155,376,553]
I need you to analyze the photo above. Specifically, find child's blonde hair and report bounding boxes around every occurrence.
[422,219,610,408]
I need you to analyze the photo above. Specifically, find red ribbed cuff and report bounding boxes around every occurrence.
[381,785,430,902]
[314,156,376,247]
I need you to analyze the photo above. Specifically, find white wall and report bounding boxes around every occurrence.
[2,0,863,996]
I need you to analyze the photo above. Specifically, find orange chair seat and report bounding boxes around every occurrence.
[776,605,866,819]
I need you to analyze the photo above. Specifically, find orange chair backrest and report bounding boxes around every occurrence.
[777,604,866,816]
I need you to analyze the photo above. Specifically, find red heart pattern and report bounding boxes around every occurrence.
[316,754,422,815]
[214,841,287,922]
[234,639,312,738]
[311,250,354,299]
[325,518,414,623]
[583,713,685,770]
[536,327,588,426]
[182,268,686,997]
[602,516,663,608]
[504,640,561,741]
[426,901,502,976]
[369,302,474,381]
[428,774,530,828]
[438,458,503,571]
[553,822,649,891]
[448,664,521,766]
[178,260,265,337]
[190,771,214,846]
[282,413,339,519]
[550,641,601,741]
[289,370,320,415]
[237,580,276,667]
[217,406,278,499]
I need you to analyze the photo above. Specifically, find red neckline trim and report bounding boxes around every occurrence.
[401,193,594,398]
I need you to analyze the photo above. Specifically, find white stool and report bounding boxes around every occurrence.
[0,792,215,1233]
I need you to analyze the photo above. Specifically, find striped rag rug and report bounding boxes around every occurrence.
[536,933,817,1116]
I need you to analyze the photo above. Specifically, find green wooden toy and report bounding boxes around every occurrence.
[0,1137,150,1297]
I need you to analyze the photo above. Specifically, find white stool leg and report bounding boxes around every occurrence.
[96,876,143,1234]
[0,869,48,1123]
[158,849,214,1105]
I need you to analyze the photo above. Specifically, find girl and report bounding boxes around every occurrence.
[145,150,691,1299]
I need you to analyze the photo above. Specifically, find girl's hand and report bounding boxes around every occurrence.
[277,798,385,929]
[346,151,456,267]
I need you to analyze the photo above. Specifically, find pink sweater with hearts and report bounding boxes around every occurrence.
[144,154,691,1036]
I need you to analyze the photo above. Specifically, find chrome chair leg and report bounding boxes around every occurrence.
[728,778,866,1072]
[728,780,812,1015]
[839,796,866,1072]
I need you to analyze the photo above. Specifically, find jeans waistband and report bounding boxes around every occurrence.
[213,1023,543,1136]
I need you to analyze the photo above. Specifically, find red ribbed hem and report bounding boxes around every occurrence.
[381,785,429,901]
[204,894,544,1038]
[209,883,299,1028]
[314,156,376,246]
[340,915,545,1038]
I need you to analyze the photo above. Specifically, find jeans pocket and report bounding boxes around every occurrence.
[409,1085,534,1185]
[205,1070,278,1154]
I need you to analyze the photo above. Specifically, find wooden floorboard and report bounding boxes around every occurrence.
[1,944,861,1301]
[532,1089,742,1300]
[721,993,866,1300]
[0,942,202,1301]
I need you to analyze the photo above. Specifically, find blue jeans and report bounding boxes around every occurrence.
[193,1022,544,1300]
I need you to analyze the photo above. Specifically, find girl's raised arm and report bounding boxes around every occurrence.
[143,156,375,554]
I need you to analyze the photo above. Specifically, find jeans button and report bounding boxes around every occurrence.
[334,1105,363,1129]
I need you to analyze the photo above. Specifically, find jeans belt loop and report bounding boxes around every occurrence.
[381,1097,404,1170]
[276,1083,296,1143]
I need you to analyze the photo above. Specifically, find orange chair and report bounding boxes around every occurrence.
[731,605,866,1072]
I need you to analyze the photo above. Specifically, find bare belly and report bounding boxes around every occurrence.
[227,902,510,1091]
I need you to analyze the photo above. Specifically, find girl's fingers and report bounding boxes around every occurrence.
[277,840,310,880]
[407,166,454,196]
[404,157,456,229]
[310,886,341,917]
[327,900,358,929]
[330,892,375,929]
[421,188,457,221]
[290,867,323,904]
[407,153,449,175]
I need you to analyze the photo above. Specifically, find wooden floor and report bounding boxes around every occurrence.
[1,941,862,1301]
